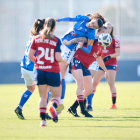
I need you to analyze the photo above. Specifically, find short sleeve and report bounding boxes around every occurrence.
[30,38,36,50]
[76,15,89,22]
[87,29,96,40]
[114,37,120,48]
[55,37,62,52]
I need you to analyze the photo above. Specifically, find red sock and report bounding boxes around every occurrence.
[39,107,46,120]
[51,99,59,109]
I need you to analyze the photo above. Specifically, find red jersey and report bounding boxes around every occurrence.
[74,41,102,69]
[101,37,120,65]
[30,34,61,73]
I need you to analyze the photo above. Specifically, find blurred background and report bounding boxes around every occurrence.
[0,0,140,83]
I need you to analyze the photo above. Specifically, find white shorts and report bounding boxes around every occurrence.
[89,60,99,71]
[61,44,76,64]
[21,67,35,86]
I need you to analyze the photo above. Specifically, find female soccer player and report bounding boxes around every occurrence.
[92,22,120,109]
[67,26,109,117]
[28,18,67,126]
[14,19,51,120]
[54,13,106,114]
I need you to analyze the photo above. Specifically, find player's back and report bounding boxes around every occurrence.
[31,34,61,73]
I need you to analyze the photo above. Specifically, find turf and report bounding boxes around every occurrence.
[0,82,140,140]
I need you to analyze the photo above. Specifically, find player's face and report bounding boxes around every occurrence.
[97,29,108,36]
[105,24,112,34]
[87,19,99,29]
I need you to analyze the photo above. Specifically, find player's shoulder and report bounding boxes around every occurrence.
[53,35,61,43]
[112,36,120,42]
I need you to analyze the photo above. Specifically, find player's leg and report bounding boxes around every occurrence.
[56,62,67,114]
[38,84,48,127]
[107,69,117,109]
[86,70,97,111]
[92,69,105,96]
[14,68,35,119]
[45,90,51,120]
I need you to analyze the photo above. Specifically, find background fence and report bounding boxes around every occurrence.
[0,0,140,83]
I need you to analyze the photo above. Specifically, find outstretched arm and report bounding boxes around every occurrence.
[54,17,77,22]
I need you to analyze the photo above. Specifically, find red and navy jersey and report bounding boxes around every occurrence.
[74,41,102,69]
[30,34,61,73]
[101,37,120,65]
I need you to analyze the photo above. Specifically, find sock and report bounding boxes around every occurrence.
[46,92,50,105]
[18,90,32,109]
[77,95,85,113]
[39,107,46,120]
[86,90,95,107]
[111,93,116,104]
[71,100,79,110]
[51,98,59,109]
[60,79,66,104]
[86,93,93,107]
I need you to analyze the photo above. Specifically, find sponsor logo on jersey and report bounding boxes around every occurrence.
[39,65,52,69]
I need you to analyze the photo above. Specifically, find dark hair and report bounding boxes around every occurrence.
[105,22,114,38]
[30,19,45,36]
[97,26,107,32]
[41,18,56,40]
[92,13,106,24]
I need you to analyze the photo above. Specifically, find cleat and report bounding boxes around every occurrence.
[67,107,80,117]
[45,113,51,120]
[109,104,117,109]
[56,104,64,115]
[40,120,46,127]
[14,106,25,120]
[86,106,93,112]
[81,110,93,118]
[49,106,58,123]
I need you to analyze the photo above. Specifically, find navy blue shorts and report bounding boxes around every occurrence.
[99,65,117,71]
[34,69,61,87]
[69,58,91,76]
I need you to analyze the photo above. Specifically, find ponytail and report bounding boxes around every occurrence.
[41,18,55,40]
[30,19,45,36]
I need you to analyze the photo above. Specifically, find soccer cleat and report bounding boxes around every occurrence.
[109,104,117,109]
[86,106,93,112]
[81,110,93,118]
[14,106,25,120]
[56,104,64,115]
[45,113,51,120]
[49,106,58,123]
[40,120,46,127]
[67,107,80,117]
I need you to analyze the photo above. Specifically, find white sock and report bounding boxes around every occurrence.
[59,99,64,104]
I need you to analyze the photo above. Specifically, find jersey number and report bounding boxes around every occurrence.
[37,47,54,64]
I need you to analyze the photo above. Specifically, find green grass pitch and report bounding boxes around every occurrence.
[0,82,140,140]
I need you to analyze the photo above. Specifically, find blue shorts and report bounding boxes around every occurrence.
[69,58,91,76]
[99,65,117,71]
[34,69,61,87]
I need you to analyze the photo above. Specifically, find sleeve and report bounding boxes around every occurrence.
[55,37,62,52]
[80,44,92,54]
[87,29,96,40]
[114,37,120,48]
[30,39,36,50]
[58,17,77,22]
[76,15,89,22]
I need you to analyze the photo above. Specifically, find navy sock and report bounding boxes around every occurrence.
[61,79,66,100]
[18,90,32,108]
[71,100,79,110]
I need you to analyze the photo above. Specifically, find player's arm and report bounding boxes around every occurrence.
[28,48,36,62]
[97,56,109,79]
[80,39,94,54]
[103,48,120,62]
[63,37,87,45]
[55,38,67,64]
[54,17,77,22]
[28,39,36,62]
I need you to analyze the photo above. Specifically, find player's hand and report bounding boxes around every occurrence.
[105,71,109,79]
[103,55,111,62]
[54,18,58,22]
[63,40,71,45]
[77,42,84,48]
